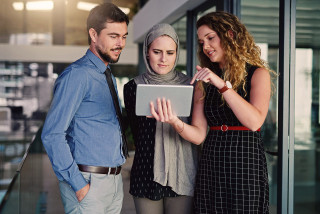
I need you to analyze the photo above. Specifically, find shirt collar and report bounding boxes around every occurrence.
[86,49,111,73]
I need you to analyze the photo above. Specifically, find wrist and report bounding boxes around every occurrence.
[171,118,180,127]
[177,120,184,134]
[172,119,184,134]
[218,81,232,94]
[217,79,226,90]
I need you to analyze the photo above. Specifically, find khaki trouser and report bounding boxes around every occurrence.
[59,172,123,214]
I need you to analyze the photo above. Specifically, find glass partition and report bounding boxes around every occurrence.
[294,0,320,213]
[241,0,280,212]
[0,128,46,213]
[0,0,138,45]
[172,15,187,74]
[0,174,20,213]
[0,60,52,202]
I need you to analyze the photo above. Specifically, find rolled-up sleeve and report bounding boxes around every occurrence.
[41,66,88,191]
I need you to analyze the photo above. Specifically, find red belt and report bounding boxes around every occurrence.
[210,125,260,132]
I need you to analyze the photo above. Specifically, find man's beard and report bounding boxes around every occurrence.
[97,47,122,64]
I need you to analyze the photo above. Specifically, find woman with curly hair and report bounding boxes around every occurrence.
[150,11,273,213]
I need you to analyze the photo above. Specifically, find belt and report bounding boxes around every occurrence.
[210,125,260,132]
[78,164,121,175]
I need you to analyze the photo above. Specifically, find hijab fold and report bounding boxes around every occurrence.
[134,23,198,196]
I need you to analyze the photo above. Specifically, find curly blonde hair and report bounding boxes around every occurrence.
[196,11,275,97]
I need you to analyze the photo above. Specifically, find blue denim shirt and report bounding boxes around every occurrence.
[41,49,126,191]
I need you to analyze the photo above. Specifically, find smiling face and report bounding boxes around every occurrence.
[89,21,128,65]
[197,25,225,68]
[147,36,177,75]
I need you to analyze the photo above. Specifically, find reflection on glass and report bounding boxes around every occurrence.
[295,0,320,213]
[0,174,20,213]
[0,0,137,45]
[172,15,187,74]
[0,61,53,202]
[241,0,279,212]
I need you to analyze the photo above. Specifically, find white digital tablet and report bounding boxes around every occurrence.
[135,84,194,117]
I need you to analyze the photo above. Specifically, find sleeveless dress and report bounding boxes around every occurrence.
[194,65,269,214]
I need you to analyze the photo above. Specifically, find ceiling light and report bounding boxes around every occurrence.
[13,1,54,11]
[77,1,97,11]
[26,1,53,11]
[12,2,24,11]
[77,1,130,14]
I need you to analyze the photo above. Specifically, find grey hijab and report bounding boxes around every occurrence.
[134,23,190,85]
[134,23,198,196]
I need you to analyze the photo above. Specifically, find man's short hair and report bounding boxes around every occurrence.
[87,2,129,45]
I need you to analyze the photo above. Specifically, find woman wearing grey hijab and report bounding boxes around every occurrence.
[124,23,199,214]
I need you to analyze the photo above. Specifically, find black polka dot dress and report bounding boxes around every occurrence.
[194,65,269,213]
[124,80,179,200]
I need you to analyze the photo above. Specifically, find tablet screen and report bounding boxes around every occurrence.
[135,84,194,117]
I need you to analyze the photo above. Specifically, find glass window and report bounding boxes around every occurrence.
[0,0,53,44]
[294,0,320,213]
[241,0,280,212]
[172,15,187,74]
[0,0,137,45]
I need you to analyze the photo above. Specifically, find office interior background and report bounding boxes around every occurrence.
[0,0,319,213]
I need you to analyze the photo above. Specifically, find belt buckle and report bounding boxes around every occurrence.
[110,166,119,175]
[221,125,228,132]
[114,166,118,175]
[107,167,111,175]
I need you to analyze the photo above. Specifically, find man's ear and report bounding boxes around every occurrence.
[89,28,97,43]
[228,30,234,39]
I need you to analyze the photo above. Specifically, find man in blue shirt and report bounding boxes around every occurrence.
[41,3,129,213]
